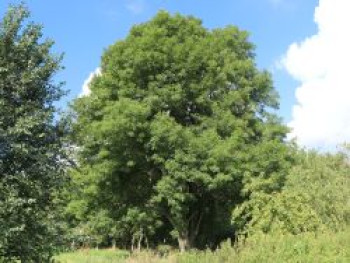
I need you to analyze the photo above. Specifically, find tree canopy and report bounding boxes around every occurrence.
[69,11,292,251]
[0,5,67,262]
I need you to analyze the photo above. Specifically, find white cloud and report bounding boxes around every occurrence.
[126,0,145,15]
[283,0,350,149]
[79,67,101,97]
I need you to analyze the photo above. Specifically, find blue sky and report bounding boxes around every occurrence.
[4,0,348,149]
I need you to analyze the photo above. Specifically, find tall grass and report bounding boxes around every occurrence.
[55,227,350,263]
[55,249,129,263]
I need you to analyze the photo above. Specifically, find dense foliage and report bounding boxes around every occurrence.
[235,147,350,234]
[1,4,349,262]
[0,5,67,262]
[68,11,292,251]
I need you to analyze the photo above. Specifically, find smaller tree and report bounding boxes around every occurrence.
[115,208,162,251]
[234,148,350,234]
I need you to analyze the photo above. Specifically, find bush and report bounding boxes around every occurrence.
[234,149,350,235]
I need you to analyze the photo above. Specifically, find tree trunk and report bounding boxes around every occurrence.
[178,232,191,253]
[145,235,149,250]
[131,235,135,252]
[137,227,144,252]
[71,240,76,250]
[177,211,203,252]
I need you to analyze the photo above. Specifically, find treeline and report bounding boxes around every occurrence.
[0,4,349,262]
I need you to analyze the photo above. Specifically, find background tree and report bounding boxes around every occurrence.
[70,11,292,251]
[234,147,350,235]
[0,5,67,262]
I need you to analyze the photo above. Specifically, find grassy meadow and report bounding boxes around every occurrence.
[55,227,350,263]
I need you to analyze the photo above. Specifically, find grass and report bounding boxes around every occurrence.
[55,227,350,263]
[54,249,129,263]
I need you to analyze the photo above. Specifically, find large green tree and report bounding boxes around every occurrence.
[70,11,291,251]
[0,5,67,262]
